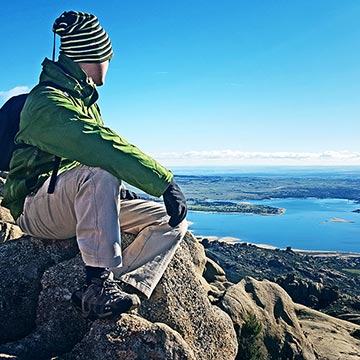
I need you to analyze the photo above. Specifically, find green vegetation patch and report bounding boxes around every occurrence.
[238,313,266,360]
[342,268,360,276]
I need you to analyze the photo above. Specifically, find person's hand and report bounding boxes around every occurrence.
[120,188,139,200]
[163,181,187,227]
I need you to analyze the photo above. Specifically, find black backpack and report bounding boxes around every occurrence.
[0,85,62,193]
[0,93,28,171]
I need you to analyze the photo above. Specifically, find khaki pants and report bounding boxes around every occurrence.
[17,166,188,298]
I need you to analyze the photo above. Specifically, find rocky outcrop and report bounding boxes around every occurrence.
[0,237,80,344]
[203,238,360,325]
[0,231,237,360]
[296,304,360,360]
[276,274,340,309]
[220,277,316,359]
[1,180,359,359]
[0,197,22,243]
[61,313,198,359]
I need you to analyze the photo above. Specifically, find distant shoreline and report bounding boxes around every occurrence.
[197,235,360,257]
[171,165,360,177]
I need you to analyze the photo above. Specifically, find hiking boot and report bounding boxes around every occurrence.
[71,270,140,319]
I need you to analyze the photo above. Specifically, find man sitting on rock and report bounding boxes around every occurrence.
[1,11,187,320]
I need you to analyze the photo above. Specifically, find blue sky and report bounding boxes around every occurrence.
[1,1,360,167]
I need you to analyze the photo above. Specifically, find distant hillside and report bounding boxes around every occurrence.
[174,174,360,201]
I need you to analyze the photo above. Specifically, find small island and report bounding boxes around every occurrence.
[187,200,285,215]
[321,217,355,224]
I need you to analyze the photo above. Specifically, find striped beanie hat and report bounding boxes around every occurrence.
[52,11,114,63]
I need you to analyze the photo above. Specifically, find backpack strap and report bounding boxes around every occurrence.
[47,156,61,194]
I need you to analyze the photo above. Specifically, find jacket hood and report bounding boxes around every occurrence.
[39,54,98,106]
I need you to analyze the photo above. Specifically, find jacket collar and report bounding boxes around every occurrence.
[39,54,99,106]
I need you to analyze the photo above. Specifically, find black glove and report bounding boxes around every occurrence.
[163,181,187,227]
[120,188,139,200]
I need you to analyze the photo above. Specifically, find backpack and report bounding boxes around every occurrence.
[0,93,28,171]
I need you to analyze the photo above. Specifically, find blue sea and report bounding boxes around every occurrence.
[172,166,360,253]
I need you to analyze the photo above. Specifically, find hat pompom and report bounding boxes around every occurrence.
[53,11,93,35]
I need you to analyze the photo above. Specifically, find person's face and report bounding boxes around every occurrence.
[79,60,110,86]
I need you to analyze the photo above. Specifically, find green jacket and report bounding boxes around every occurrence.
[2,55,173,220]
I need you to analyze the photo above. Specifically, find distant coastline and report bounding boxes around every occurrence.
[130,166,360,215]
[171,165,360,177]
[173,167,360,204]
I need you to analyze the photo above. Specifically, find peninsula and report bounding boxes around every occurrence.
[187,200,285,215]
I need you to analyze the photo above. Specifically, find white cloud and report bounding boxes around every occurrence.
[0,86,30,105]
[152,150,360,166]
